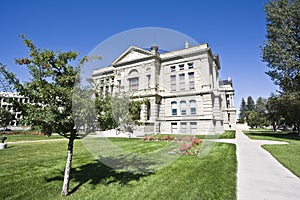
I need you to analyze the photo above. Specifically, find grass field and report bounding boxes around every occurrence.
[0,134,65,142]
[0,137,236,200]
[244,130,300,177]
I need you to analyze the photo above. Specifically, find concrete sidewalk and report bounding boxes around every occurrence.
[236,129,300,200]
[215,129,300,200]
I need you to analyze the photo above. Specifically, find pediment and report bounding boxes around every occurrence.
[112,46,154,66]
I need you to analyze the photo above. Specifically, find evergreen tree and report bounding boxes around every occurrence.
[261,0,300,133]
[256,97,268,127]
[239,98,248,123]
[246,96,255,112]
[262,0,300,93]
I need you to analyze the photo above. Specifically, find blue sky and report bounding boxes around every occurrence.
[0,0,277,115]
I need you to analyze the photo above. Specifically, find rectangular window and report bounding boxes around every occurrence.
[170,66,176,72]
[180,101,186,115]
[105,86,109,93]
[179,64,184,70]
[171,101,177,116]
[190,100,197,115]
[188,63,194,69]
[170,75,176,91]
[147,75,151,88]
[171,123,178,134]
[180,122,187,134]
[129,77,139,91]
[188,72,195,90]
[190,122,197,134]
[179,73,185,90]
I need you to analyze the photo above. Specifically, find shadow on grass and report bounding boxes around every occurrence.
[46,155,156,195]
[246,130,300,141]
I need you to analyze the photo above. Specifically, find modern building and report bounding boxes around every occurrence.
[92,43,236,135]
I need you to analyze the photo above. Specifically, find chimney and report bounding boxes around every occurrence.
[151,45,159,54]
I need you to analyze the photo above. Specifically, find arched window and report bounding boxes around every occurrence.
[190,100,196,115]
[180,101,186,115]
[171,101,177,116]
[128,69,138,76]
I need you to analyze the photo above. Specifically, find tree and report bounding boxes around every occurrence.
[95,94,117,131]
[267,94,285,131]
[0,36,99,196]
[110,94,142,134]
[239,98,248,123]
[255,97,268,127]
[247,111,259,129]
[0,107,13,129]
[262,0,300,93]
[261,0,300,133]
[246,96,255,112]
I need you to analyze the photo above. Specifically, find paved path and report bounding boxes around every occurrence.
[214,129,300,200]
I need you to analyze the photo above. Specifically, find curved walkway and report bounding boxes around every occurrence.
[214,129,300,200]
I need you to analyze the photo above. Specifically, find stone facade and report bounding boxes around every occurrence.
[92,43,236,135]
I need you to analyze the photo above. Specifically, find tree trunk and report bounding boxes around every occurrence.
[61,131,76,196]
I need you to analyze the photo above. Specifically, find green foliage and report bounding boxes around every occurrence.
[247,111,260,128]
[0,35,102,196]
[111,94,142,133]
[0,106,13,128]
[95,93,143,133]
[239,98,248,123]
[0,35,81,137]
[95,94,117,131]
[240,96,268,128]
[262,0,300,93]
[246,96,255,112]
[261,0,300,133]
[266,94,285,131]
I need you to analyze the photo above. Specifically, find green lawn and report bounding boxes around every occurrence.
[148,130,236,140]
[244,130,300,177]
[0,134,65,142]
[0,138,236,200]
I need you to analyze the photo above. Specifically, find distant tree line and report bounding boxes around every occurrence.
[239,96,268,129]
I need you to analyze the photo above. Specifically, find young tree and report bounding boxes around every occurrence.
[0,36,99,196]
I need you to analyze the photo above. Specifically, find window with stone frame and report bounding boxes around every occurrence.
[129,77,139,91]
[188,72,195,90]
[179,73,185,90]
[171,101,177,116]
[171,122,178,134]
[180,122,187,134]
[170,75,176,91]
[190,122,197,134]
[190,100,196,115]
[180,100,186,115]
[188,62,194,69]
